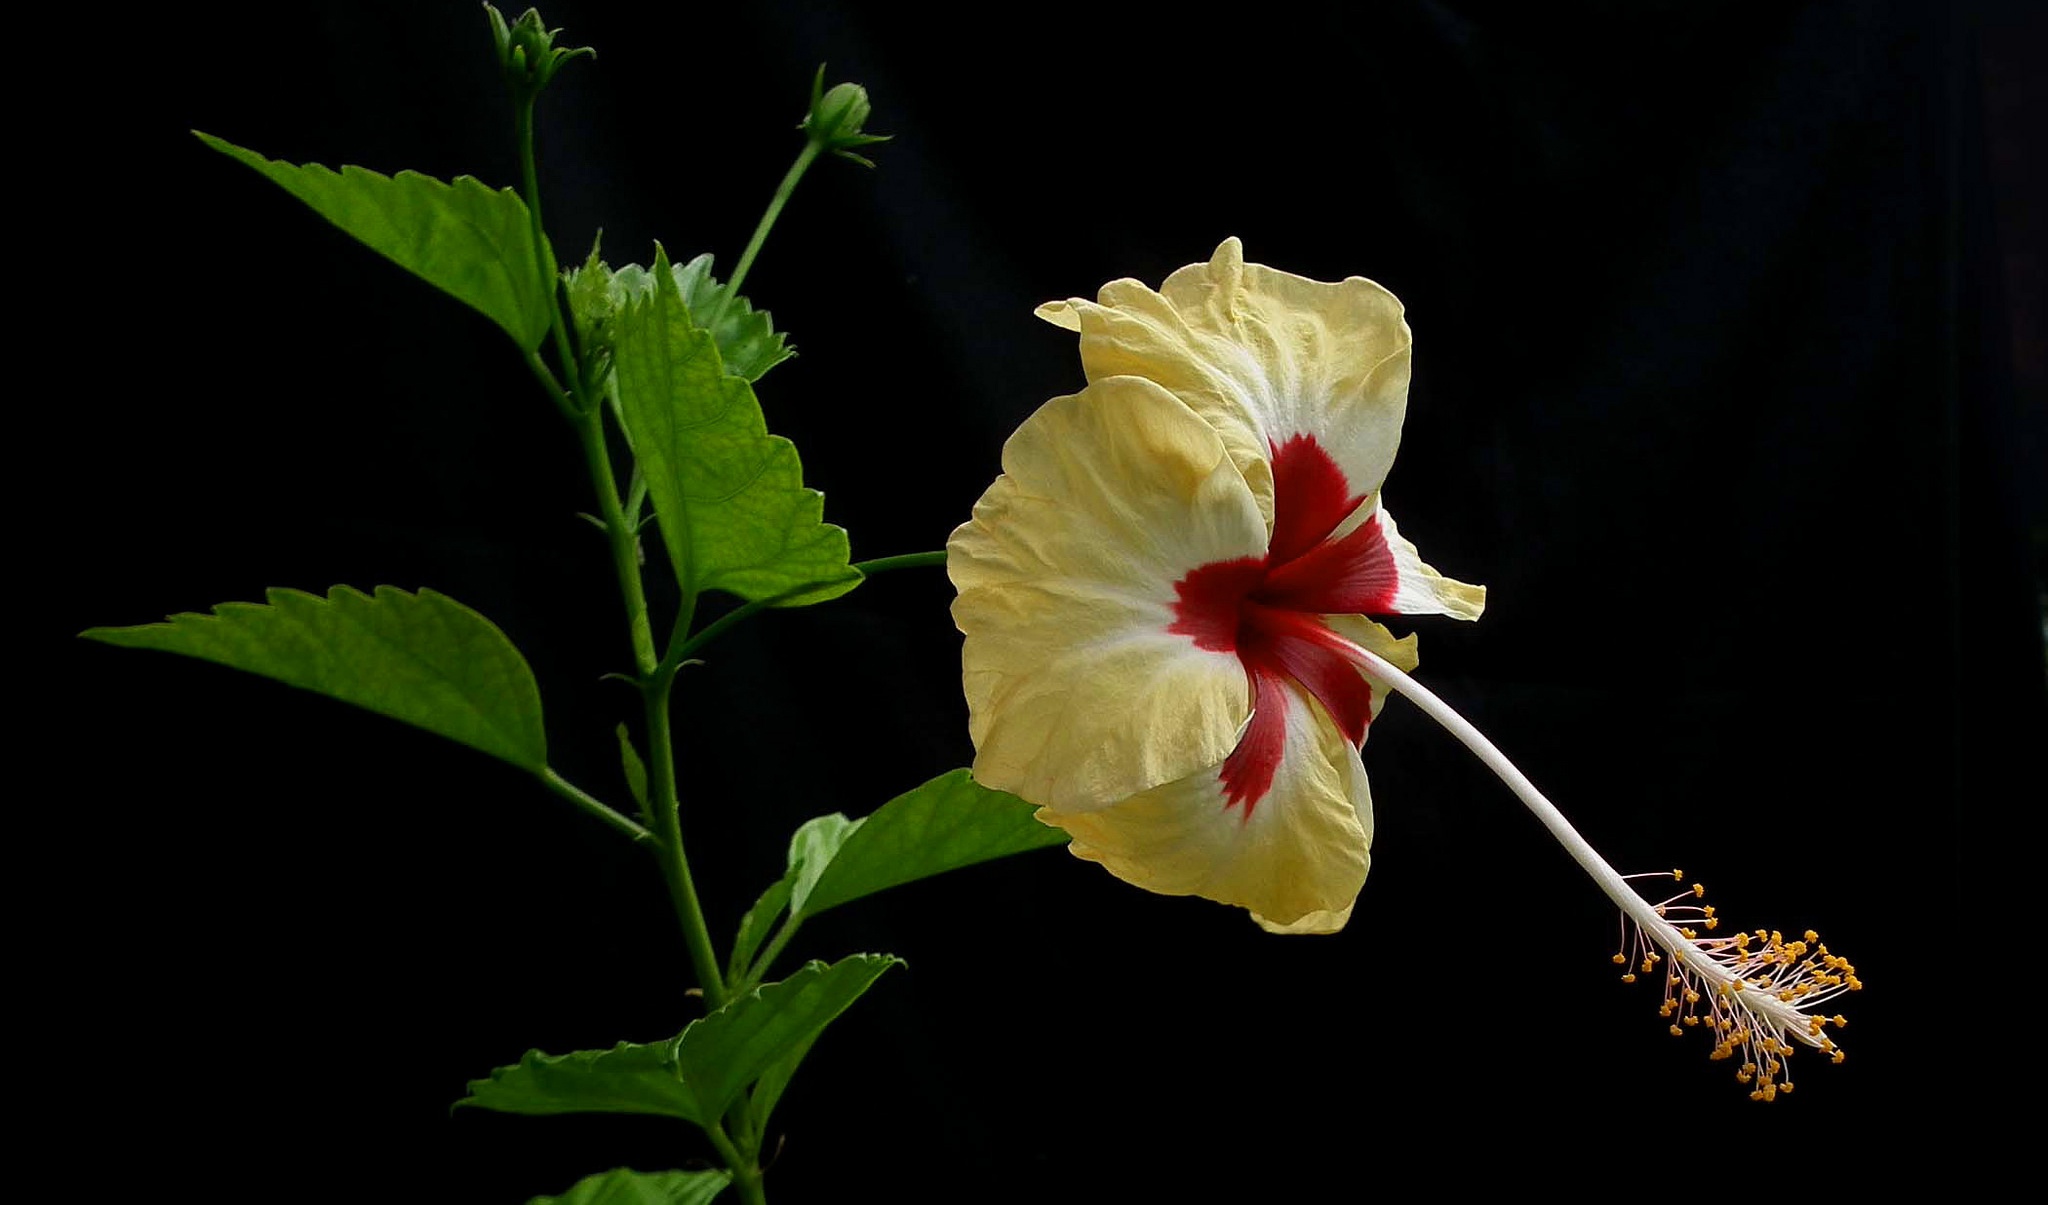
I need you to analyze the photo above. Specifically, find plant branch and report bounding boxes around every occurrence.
[641,669,729,1010]
[514,80,727,1016]
[516,96,583,408]
[666,549,949,668]
[735,911,803,996]
[538,768,650,842]
[704,1119,766,1205]
[709,140,823,330]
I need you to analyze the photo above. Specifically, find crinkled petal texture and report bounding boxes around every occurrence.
[1043,619,1417,933]
[959,239,1487,935]
[948,376,1269,813]
[1037,236,1411,531]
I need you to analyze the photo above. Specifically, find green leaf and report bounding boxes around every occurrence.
[616,722,649,813]
[748,1032,816,1131]
[675,954,901,1121]
[566,252,792,383]
[728,869,795,982]
[671,253,794,382]
[530,1168,730,1205]
[458,1041,702,1124]
[611,244,857,607]
[461,956,899,1130]
[786,812,861,915]
[793,770,1067,918]
[196,132,556,349]
[83,586,546,771]
[729,813,857,982]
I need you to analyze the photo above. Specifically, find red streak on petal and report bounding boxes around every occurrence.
[1256,510,1399,614]
[1167,556,1265,652]
[1220,666,1290,813]
[1242,604,1376,746]
[1267,435,1366,567]
[1164,432,1392,816]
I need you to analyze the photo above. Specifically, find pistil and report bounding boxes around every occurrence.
[1328,630,1858,1098]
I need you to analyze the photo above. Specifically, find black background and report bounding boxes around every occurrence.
[42,0,2042,1197]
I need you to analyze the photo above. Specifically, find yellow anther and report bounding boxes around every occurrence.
[1670,1025,1683,1037]
[1831,1050,1846,1064]
[1685,989,1701,1004]
[1684,1016,1700,1026]
[1833,1015,1848,1028]
[1693,883,1707,898]
[1704,917,1719,930]
[1681,927,1698,939]
[1611,953,1626,965]
[1621,973,1637,984]
[1673,869,1684,880]
[1804,930,1818,943]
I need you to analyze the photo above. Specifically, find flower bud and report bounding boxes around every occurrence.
[485,4,593,101]
[800,66,891,166]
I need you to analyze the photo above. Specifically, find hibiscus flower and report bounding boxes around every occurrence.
[947,237,1482,933]
[949,240,1857,1096]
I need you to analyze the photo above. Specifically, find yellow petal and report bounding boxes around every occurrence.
[949,375,1268,813]
[1040,679,1373,930]
[1040,238,1412,532]
[1374,502,1486,620]
[1252,902,1356,935]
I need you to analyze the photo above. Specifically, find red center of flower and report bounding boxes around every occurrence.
[1167,435,1401,812]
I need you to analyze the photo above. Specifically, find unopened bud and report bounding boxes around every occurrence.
[800,66,891,166]
[485,4,593,101]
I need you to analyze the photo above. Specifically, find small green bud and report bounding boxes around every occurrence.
[485,4,593,101]
[801,65,891,166]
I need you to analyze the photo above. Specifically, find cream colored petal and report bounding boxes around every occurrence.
[1240,616,1413,934]
[1376,503,1486,621]
[1039,238,1412,529]
[1040,680,1372,930]
[949,375,1268,813]
[1253,902,1356,935]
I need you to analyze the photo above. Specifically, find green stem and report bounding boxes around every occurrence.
[736,911,803,995]
[709,140,824,330]
[538,769,650,842]
[705,1121,766,1205]
[851,550,949,576]
[623,464,649,530]
[516,97,582,405]
[577,409,660,674]
[523,351,579,423]
[643,670,729,1010]
[569,377,722,1010]
[511,65,742,1194]
[668,549,948,667]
